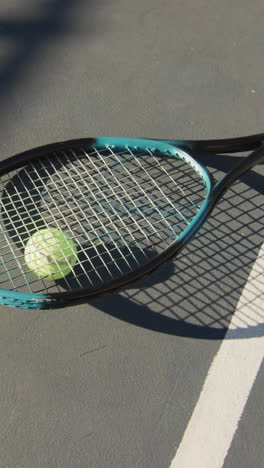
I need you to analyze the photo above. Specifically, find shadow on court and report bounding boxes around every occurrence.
[1,149,263,339]
[0,0,100,103]
[92,154,264,340]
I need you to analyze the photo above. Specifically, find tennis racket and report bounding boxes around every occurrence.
[0,133,263,309]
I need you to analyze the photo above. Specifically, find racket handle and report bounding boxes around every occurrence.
[214,145,264,195]
[190,133,264,154]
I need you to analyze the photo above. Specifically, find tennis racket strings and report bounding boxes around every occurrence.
[0,145,207,294]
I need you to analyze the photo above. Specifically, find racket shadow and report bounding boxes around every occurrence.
[1,149,263,339]
[56,242,158,292]
[92,156,264,340]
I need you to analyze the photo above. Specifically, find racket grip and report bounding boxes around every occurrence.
[191,133,264,154]
[213,145,264,196]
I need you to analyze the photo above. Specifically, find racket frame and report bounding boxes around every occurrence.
[0,134,263,309]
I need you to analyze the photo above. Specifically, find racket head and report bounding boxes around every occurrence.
[0,137,213,309]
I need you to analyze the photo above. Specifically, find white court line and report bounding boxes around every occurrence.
[170,243,264,468]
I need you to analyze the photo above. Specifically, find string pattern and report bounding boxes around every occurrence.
[0,145,207,293]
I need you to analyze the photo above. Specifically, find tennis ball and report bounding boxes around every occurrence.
[24,228,78,280]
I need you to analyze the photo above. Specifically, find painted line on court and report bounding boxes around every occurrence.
[170,243,264,468]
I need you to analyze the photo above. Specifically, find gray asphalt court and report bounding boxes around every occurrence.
[0,1,263,467]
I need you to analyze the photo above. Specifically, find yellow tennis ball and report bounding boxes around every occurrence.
[24,228,78,280]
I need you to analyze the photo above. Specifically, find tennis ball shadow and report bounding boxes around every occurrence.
[55,241,165,291]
